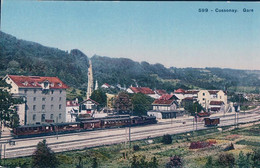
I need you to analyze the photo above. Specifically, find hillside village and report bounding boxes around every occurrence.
[2,58,258,127]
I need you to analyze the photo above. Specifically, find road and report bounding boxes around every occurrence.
[1,108,260,159]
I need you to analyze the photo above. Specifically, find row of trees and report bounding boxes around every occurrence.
[205,150,260,168]
[90,90,154,116]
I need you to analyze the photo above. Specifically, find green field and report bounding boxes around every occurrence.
[3,123,260,168]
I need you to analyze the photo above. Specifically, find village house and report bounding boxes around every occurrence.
[147,94,179,119]
[66,99,79,122]
[4,75,68,125]
[79,98,99,115]
[174,88,228,112]
[126,87,160,99]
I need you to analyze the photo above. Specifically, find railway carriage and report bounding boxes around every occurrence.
[51,122,82,133]
[13,124,53,136]
[102,117,131,128]
[81,120,101,129]
[12,115,157,137]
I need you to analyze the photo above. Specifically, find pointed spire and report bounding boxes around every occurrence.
[87,60,93,99]
[95,80,98,90]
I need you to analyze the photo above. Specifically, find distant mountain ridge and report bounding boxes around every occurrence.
[1,31,259,93]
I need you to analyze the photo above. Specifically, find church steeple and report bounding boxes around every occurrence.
[87,60,93,99]
[95,80,98,90]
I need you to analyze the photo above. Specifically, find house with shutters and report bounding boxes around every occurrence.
[66,99,79,122]
[147,94,180,119]
[79,98,99,115]
[3,75,68,125]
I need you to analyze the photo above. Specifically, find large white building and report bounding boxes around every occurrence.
[174,89,228,112]
[4,75,68,125]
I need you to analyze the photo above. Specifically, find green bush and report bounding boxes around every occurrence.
[133,145,140,151]
[162,134,173,144]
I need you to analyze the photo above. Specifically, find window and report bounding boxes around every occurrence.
[60,90,62,94]
[33,97,36,101]
[59,97,62,101]
[33,105,36,111]
[220,96,222,99]
[50,114,54,120]
[59,104,62,110]
[24,89,28,94]
[42,97,46,101]
[51,97,54,101]
[42,105,45,110]
[59,113,62,119]
[33,114,36,121]
[51,105,53,110]
[203,98,205,101]
[34,89,37,94]
[203,93,205,96]
[41,114,45,122]
[51,90,54,94]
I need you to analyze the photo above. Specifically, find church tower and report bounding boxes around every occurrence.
[87,60,94,99]
[95,80,98,90]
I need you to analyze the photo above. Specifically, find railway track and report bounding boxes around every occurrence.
[3,112,260,158]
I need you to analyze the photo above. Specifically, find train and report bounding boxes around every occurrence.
[12,115,157,137]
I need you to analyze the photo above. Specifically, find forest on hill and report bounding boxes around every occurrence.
[1,31,259,93]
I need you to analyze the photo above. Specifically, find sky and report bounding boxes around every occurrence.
[1,1,260,70]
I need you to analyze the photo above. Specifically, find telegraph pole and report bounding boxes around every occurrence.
[129,104,133,148]
[56,117,58,139]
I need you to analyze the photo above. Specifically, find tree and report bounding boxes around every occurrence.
[90,89,107,108]
[0,80,23,128]
[237,151,249,168]
[166,155,183,168]
[131,93,153,116]
[76,156,83,168]
[217,153,235,168]
[148,156,158,168]
[131,155,158,168]
[92,157,98,168]
[162,134,172,144]
[184,101,203,116]
[114,92,132,114]
[251,149,260,168]
[204,156,214,168]
[32,139,58,168]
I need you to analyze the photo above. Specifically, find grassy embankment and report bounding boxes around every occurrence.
[4,122,260,168]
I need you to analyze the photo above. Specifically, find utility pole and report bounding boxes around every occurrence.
[195,106,198,131]
[56,116,58,139]
[3,143,6,166]
[124,127,127,159]
[129,104,133,148]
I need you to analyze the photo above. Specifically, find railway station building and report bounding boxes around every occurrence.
[3,75,68,125]
[147,94,181,119]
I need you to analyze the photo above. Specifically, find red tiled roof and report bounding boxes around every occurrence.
[8,75,68,89]
[81,98,99,105]
[210,101,224,105]
[130,87,155,94]
[66,100,79,107]
[208,90,219,95]
[155,89,167,95]
[159,94,178,100]
[103,83,110,87]
[174,88,186,94]
[152,99,175,105]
